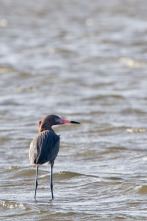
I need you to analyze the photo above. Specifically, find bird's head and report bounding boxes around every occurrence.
[38,114,80,132]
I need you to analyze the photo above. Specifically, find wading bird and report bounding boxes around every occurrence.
[29,114,80,200]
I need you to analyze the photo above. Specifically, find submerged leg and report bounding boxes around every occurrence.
[34,166,38,199]
[50,165,54,200]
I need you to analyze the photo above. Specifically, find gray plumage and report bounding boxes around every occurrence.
[29,130,60,166]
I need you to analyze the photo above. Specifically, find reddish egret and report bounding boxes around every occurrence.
[29,114,80,200]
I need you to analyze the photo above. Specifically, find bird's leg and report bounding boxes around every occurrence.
[34,166,38,199]
[50,165,54,200]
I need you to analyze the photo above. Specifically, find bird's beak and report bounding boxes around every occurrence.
[70,120,80,124]
[58,119,80,124]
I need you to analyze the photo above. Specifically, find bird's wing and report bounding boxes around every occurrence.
[29,130,60,165]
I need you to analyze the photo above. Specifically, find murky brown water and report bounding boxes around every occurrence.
[0,0,147,220]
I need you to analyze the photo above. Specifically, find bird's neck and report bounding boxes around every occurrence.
[39,122,54,133]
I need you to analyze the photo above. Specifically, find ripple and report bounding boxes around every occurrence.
[127,128,147,133]
[119,57,147,68]
[57,171,83,179]
[1,200,25,209]
[0,65,15,74]
[138,185,147,194]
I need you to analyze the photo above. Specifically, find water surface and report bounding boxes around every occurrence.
[0,0,147,220]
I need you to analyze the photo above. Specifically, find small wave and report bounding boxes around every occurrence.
[127,128,147,133]
[9,166,20,170]
[138,185,147,194]
[119,57,147,68]
[57,171,82,179]
[0,65,15,74]
[1,200,25,209]
[8,167,35,179]
[56,171,102,181]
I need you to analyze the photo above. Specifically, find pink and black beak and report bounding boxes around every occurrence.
[57,118,80,125]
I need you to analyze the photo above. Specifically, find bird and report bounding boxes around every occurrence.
[29,114,80,200]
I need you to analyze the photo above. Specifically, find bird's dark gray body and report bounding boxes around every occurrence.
[29,130,60,166]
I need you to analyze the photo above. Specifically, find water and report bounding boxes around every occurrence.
[0,0,147,220]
